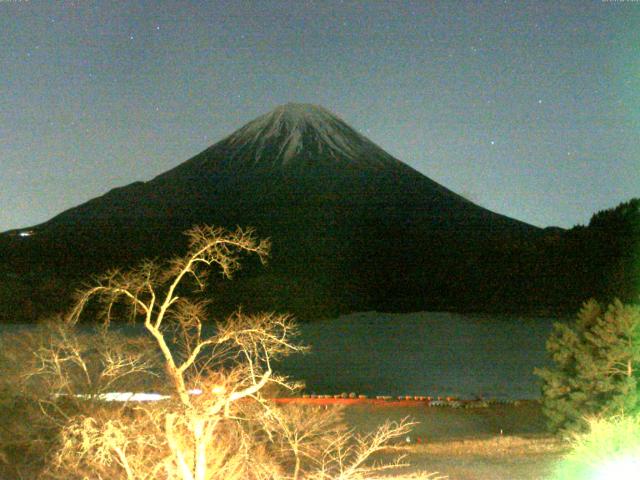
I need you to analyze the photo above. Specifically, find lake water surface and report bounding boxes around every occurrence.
[276,311,556,400]
[1,311,557,400]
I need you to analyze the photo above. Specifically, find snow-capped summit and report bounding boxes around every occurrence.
[224,103,390,167]
[160,103,404,178]
[229,103,363,154]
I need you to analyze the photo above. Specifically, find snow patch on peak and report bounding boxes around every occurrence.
[224,103,395,170]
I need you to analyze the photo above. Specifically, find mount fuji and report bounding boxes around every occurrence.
[40,103,534,231]
[2,103,544,318]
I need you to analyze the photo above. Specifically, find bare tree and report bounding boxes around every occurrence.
[4,225,430,479]
[66,225,274,406]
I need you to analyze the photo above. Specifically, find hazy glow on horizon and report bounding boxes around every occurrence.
[1,0,638,231]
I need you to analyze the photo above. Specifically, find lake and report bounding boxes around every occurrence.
[276,311,556,400]
[0,311,558,400]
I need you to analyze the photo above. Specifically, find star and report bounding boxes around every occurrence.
[537,99,543,104]
[490,140,495,145]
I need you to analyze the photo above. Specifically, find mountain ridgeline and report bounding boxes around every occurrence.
[1,104,638,321]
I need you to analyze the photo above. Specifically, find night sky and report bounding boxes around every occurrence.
[1,0,638,232]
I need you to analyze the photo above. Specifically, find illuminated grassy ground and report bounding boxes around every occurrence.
[379,436,567,480]
[343,401,568,479]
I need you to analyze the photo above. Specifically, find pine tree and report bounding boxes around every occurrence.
[535,299,640,434]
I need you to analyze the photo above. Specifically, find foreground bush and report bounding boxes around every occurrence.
[1,225,422,480]
[552,414,640,480]
[535,299,640,433]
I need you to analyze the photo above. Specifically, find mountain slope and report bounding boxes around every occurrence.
[2,103,544,319]
[44,103,532,232]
